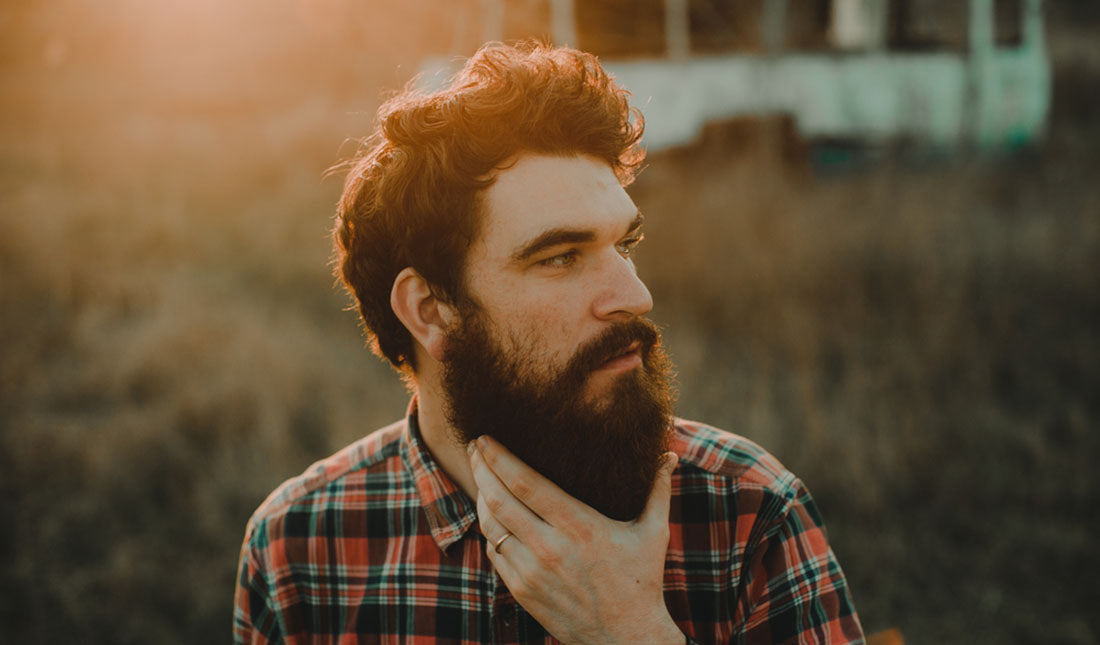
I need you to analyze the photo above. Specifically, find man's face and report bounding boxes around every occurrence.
[440,154,676,521]
[460,153,656,398]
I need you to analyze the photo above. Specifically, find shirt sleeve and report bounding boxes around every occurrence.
[233,530,283,644]
[736,479,864,644]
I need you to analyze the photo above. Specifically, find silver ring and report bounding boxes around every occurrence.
[493,532,513,553]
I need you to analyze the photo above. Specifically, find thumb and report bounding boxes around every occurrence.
[638,451,678,529]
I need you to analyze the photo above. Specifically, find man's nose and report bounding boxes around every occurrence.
[591,252,654,320]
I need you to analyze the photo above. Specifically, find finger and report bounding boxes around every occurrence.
[481,516,548,612]
[475,492,508,540]
[473,435,591,526]
[483,531,542,610]
[638,452,678,531]
[478,492,543,599]
[478,494,537,567]
[469,439,551,545]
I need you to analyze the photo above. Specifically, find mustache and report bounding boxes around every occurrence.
[563,318,661,377]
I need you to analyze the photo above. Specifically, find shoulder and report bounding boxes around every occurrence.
[242,418,408,548]
[671,421,864,640]
[668,418,810,526]
[668,418,834,556]
[670,418,796,492]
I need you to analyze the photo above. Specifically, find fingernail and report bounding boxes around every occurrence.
[466,441,477,456]
[476,435,488,451]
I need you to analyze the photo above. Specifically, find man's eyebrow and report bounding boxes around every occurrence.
[511,212,645,264]
[511,228,595,263]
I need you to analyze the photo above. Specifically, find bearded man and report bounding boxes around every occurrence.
[234,42,863,644]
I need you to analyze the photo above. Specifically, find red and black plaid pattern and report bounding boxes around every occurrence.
[234,406,864,644]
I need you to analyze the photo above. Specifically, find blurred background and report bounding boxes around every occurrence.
[1,0,1097,642]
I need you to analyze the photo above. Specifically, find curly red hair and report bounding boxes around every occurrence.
[333,41,645,373]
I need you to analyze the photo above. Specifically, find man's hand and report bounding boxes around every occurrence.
[467,435,684,645]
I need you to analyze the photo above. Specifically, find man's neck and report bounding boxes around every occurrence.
[414,379,479,502]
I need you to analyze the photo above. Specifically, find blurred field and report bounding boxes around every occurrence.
[2,2,1098,643]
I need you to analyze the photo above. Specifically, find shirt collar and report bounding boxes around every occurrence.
[399,397,479,552]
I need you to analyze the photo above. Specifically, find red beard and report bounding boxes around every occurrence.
[441,314,676,521]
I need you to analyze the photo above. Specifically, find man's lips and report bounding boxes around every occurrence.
[596,340,643,372]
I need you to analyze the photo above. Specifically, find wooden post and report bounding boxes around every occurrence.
[968,0,993,145]
[666,0,690,58]
[481,0,504,43]
[762,0,789,53]
[1022,0,1045,52]
[830,0,888,50]
[549,0,577,47]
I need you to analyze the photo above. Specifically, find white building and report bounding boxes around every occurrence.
[422,0,1051,150]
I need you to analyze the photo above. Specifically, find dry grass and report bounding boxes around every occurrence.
[0,75,408,641]
[630,113,1100,643]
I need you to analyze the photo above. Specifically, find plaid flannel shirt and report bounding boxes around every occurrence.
[234,402,863,644]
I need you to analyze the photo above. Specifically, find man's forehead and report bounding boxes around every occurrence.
[478,154,638,253]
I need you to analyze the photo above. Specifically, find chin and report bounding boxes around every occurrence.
[582,369,634,408]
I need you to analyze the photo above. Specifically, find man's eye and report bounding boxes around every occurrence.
[540,251,577,268]
[616,235,643,256]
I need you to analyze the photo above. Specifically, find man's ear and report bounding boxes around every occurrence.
[390,267,457,363]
